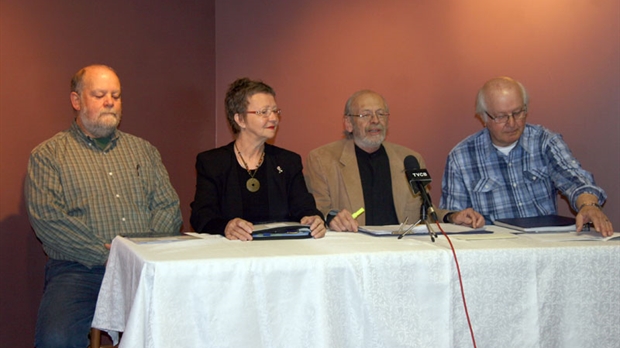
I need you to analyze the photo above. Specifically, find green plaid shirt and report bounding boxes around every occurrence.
[26,121,182,267]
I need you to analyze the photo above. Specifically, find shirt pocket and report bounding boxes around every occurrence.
[470,177,501,211]
[523,167,548,184]
[523,166,553,199]
[468,177,509,220]
[472,177,499,193]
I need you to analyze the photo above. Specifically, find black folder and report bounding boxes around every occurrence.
[493,215,576,232]
[251,222,313,240]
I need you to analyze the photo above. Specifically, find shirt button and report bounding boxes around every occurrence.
[121,218,126,222]
[109,172,113,176]
[532,176,536,180]
[115,194,120,198]
[513,183,517,187]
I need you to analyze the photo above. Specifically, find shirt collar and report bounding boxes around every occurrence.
[480,124,533,158]
[354,143,386,160]
[516,124,534,155]
[479,128,497,159]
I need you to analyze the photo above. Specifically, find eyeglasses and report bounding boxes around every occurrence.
[247,108,282,118]
[485,106,527,124]
[345,110,390,120]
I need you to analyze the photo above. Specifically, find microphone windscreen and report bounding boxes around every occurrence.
[404,155,420,171]
[404,155,432,194]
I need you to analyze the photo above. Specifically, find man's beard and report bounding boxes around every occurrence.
[353,124,386,150]
[81,110,122,138]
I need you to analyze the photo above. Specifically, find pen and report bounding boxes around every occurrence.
[352,207,365,219]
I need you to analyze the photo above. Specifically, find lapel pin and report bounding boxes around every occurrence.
[277,166,283,174]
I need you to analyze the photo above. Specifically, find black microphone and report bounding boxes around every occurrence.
[404,155,438,222]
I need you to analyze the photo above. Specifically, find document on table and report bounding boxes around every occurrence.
[526,231,620,242]
[357,225,405,236]
[409,224,518,240]
[124,232,207,244]
[357,223,510,239]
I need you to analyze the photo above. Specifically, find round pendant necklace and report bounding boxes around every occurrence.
[235,142,265,193]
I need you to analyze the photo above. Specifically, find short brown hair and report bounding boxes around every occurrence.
[225,78,275,134]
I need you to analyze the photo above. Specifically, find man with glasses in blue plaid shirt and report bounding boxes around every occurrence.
[440,76,613,236]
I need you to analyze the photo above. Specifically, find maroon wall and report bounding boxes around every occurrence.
[0,1,215,346]
[1,0,618,346]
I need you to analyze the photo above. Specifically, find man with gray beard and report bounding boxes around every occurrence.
[25,65,182,347]
[306,90,483,232]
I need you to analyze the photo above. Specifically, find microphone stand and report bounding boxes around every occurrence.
[398,218,420,239]
[398,198,437,241]
[419,203,437,242]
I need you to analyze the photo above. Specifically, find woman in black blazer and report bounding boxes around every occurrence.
[190,78,325,240]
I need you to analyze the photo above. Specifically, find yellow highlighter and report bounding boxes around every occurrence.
[352,207,365,219]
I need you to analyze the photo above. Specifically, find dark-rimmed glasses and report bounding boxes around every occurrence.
[485,106,527,124]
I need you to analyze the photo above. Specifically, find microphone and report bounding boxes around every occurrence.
[404,155,438,222]
[404,156,432,193]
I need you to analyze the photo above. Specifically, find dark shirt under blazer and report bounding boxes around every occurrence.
[305,139,450,226]
[190,142,323,234]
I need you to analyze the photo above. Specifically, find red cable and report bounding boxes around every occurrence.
[434,220,477,348]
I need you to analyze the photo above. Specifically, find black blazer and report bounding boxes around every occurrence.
[190,142,323,234]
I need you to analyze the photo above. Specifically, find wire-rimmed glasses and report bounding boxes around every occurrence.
[247,108,282,118]
[345,110,389,120]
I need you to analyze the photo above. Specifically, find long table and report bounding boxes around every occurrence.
[92,227,620,348]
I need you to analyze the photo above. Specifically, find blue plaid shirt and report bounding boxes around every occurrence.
[440,124,606,223]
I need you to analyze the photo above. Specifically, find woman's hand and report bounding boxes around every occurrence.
[224,218,254,241]
[301,215,326,239]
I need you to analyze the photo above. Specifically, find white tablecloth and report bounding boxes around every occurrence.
[92,227,620,348]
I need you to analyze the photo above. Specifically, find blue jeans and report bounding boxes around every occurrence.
[35,259,105,348]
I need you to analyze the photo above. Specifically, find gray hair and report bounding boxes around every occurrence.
[476,77,529,122]
[71,64,118,95]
